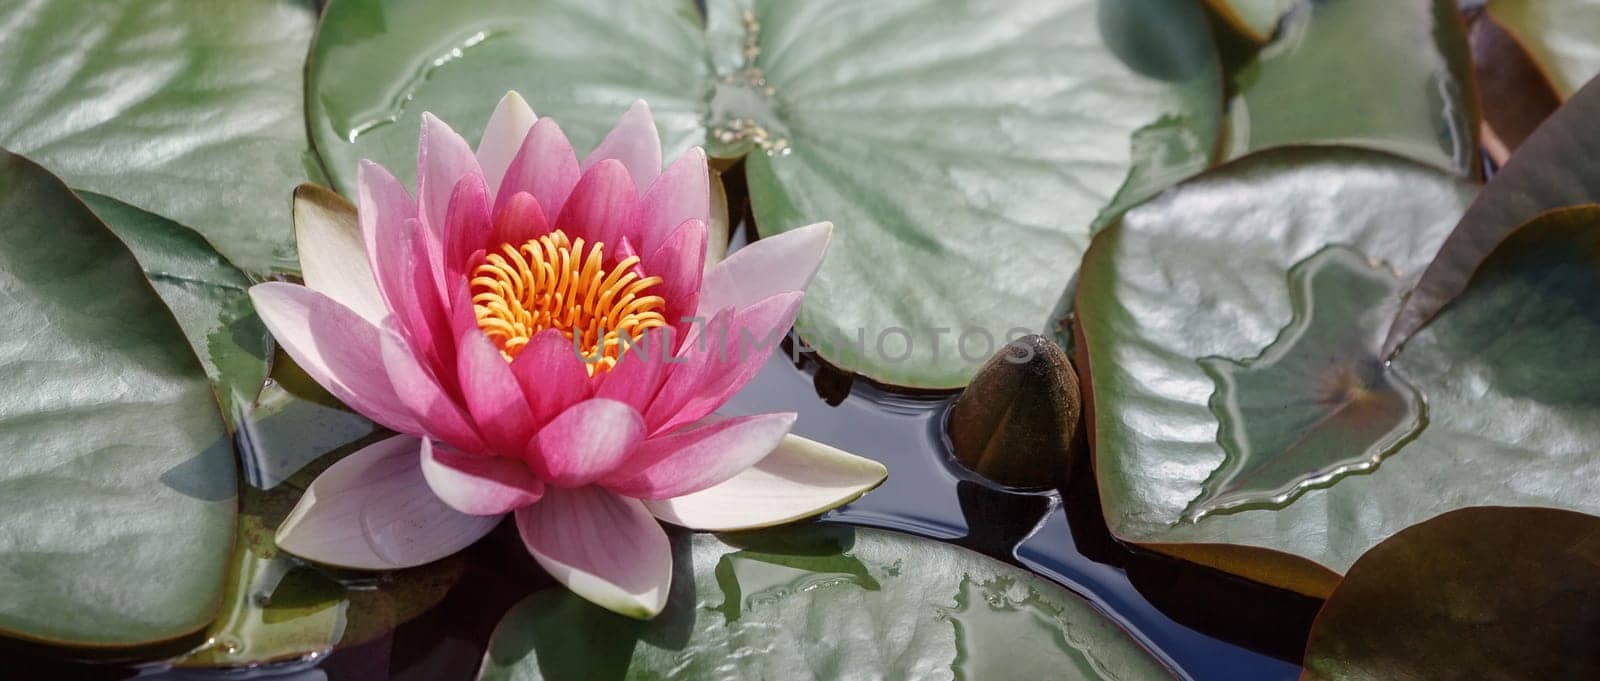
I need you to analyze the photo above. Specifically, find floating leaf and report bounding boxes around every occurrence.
[1387,76,1600,353]
[0,150,236,647]
[477,526,1173,680]
[1488,0,1600,99]
[0,0,319,275]
[1302,507,1600,680]
[83,193,271,428]
[1228,0,1480,177]
[1466,10,1562,162]
[1081,152,1600,597]
[307,0,1223,388]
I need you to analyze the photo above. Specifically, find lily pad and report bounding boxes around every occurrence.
[477,526,1173,680]
[1388,71,1600,352]
[308,0,1223,388]
[0,150,236,647]
[82,194,271,428]
[1080,151,1600,597]
[1467,11,1562,162]
[0,0,319,275]
[1488,0,1600,99]
[1226,0,1480,177]
[1302,507,1600,680]
[178,383,461,667]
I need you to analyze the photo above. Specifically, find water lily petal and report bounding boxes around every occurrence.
[372,217,453,374]
[445,172,494,278]
[476,91,537,200]
[582,99,661,193]
[532,398,646,487]
[555,159,636,248]
[603,412,795,499]
[294,184,387,323]
[417,113,482,246]
[357,159,418,294]
[380,321,485,454]
[645,434,888,531]
[630,147,708,256]
[421,438,543,515]
[697,222,832,317]
[510,328,592,428]
[496,117,580,220]
[457,327,539,456]
[276,434,501,569]
[646,218,707,331]
[491,191,552,249]
[515,487,671,619]
[646,292,803,433]
[596,327,674,413]
[249,282,421,434]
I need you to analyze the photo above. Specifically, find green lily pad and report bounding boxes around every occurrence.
[1206,0,1299,42]
[1488,0,1600,99]
[1302,507,1600,680]
[82,194,271,428]
[477,526,1173,680]
[177,382,461,667]
[1226,0,1480,177]
[308,0,1223,388]
[0,150,236,647]
[0,0,320,276]
[1388,72,1600,352]
[1081,151,1600,597]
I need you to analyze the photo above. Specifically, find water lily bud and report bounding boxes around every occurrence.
[947,335,1082,489]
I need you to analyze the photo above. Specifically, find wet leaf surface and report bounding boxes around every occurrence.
[1466,10,1562,163]
[0,0,320,275]
[477,526,1174,680]
[0,150,236,647]
[1488,0,1600,98]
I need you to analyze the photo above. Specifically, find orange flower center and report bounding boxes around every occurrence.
[469,229,667,373]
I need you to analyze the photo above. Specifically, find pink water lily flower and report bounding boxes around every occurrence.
[251,93,885,619]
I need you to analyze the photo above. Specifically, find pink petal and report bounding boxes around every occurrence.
[531,398,646,487]
[510,329,593,429]
[582,100,661,193]
[629,147,708,257]
[379,321,485,454]
[644,433,888,531]
[602,412,795,499]
[496,117,581,220]
[515,487,671,619]
[595,327,674,413]
[249,282,422,435]
[275,434,500,569]
[643,218,707,332]
[371,217,453,375]
[457,327,539,457]
[356,160,418,295]
[444,173,494,278]
[420,438,544,515]
[554,159,637,248]
[417,113,482,247]
[697,221,831,317]
[645,292,803,434]
[476,91,537,200]
[491,191,552,248]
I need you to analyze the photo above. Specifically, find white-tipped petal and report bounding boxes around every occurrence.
[696,221,832,316]
[293,184,388,323]
[515,487,671,619]
[476,91,538,199]
[644,433,886,531]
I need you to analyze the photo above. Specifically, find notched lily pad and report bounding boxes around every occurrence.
[1189,247,1425,520]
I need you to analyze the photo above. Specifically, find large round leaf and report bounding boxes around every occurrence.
[0,0,319,275]
[1081,153,1600,597]
[1302,507,1600,680]
[1226,0,1480,177]
[82,194,271,428]
[0,150,236,647]
[1488,0,1600,99]
[1075,148,1476,595]
[307,0,1223,388]
[477,526,1173,680]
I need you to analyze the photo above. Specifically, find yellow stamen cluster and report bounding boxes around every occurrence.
[470,229,666,373]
